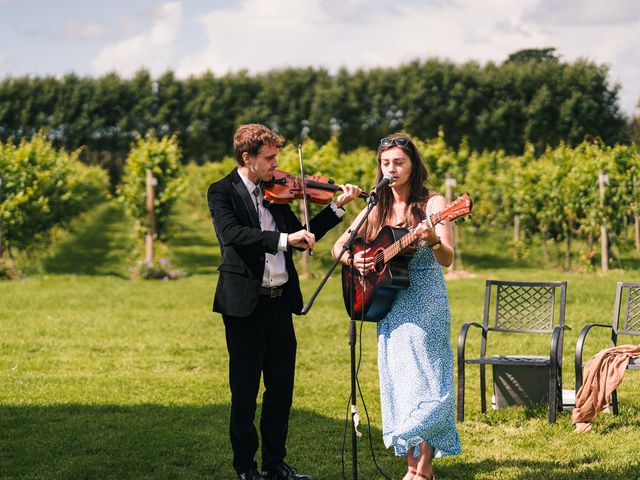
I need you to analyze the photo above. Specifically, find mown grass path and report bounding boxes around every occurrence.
[43,203,135,277]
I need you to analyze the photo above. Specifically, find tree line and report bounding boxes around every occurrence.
[0,49,630,187]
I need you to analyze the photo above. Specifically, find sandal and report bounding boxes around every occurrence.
[413,472,435,480]
[402,467,417,480]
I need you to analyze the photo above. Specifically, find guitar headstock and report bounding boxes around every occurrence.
[440,192,473,223]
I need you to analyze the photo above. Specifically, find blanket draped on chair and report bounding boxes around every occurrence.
[572,344,640,432]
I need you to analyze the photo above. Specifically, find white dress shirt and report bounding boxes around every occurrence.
[238,171,346,288]
[238,171,289,287]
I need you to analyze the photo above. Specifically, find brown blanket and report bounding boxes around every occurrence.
[572,344,640,432]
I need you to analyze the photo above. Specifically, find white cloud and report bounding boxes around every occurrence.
[526,0,640,26]
[522,8,640,114]
[177,0,542,76]
[174,0,639,114]
[92,1,182,76]
[56,21,112,42]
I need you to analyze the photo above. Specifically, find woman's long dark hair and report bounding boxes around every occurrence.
[365,133,430,241]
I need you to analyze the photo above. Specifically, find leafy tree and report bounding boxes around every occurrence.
[506,48,559,64]
[118,134,183,240]
[0,133,109,259]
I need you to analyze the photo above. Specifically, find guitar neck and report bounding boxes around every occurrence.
[383,212,442,263]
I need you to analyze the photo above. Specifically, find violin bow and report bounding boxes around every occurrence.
[298,144,313,256]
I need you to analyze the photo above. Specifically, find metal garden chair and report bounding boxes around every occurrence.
[575,281,640,415]
[457,280,568,424]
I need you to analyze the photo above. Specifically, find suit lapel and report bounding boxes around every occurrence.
[231,169,260,228]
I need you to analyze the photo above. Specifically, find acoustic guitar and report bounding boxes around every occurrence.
[341,193,473,321]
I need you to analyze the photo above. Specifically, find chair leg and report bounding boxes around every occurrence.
[612,389,619,415]
[548,364,557,424]
[480,364,486,413]
[457,363,465,422]
[575,366,583,395]
[557,362,564,413]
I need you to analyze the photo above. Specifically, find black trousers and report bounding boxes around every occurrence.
[223,294,296,474]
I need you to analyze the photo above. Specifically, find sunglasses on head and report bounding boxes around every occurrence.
[379,137,411,148]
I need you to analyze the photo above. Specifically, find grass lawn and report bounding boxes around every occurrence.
[1,201,640,479]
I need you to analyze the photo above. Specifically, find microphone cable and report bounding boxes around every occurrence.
[355,319,393,480]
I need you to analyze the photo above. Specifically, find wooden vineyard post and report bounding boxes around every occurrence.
[445,173,461,272]
[145,169,157,263]
[599,171,609,273]
[634,174,640,253]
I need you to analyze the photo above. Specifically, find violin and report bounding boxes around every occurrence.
[263,169,369,205]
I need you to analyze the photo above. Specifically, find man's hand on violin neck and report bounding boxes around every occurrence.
[334,184,362,208]
[288,230,316,250]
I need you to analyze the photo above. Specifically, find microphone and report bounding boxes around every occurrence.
[370,174,395,196]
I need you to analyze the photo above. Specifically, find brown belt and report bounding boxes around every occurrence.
[259,286,284,298]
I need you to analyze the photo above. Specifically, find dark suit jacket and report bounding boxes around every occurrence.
[208,168,343,317]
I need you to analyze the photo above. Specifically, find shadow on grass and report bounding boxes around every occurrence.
[2,403,639,479]
[43,203,133,277]
[0,404,393,480]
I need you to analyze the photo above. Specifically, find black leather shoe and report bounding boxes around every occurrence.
[262,463,311,480]
[238,469,263,480]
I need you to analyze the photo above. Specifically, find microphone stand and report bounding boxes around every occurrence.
[301,192,379,480]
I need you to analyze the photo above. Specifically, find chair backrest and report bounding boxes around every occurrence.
[613,282,640,336]
[484,280,567,334]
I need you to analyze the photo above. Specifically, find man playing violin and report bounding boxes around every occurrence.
[208,123,361,480]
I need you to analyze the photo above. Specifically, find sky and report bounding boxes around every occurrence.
[1,0,639,116]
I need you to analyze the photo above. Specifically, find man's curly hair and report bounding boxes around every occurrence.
[233,124,285,165]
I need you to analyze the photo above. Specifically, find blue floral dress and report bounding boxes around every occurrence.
[377,242,461,459]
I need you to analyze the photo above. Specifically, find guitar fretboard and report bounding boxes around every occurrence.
[382,212,442,263]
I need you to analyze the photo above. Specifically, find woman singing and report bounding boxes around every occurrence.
[331,133,461,480]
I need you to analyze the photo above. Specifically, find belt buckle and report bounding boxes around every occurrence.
[270,288,280,298]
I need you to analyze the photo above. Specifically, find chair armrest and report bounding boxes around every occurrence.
[549,325,571,358]
[550,325,565,367]
[575,323,612,366]
[458,322,485,364]
[574,323,612,391]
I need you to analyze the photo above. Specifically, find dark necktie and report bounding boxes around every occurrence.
[252,185,261,223]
